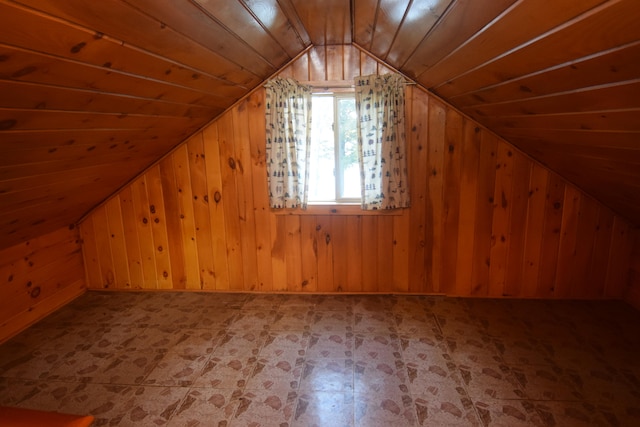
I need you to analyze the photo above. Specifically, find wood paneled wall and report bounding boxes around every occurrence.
[626,236,640,310]
[80,46,635,298]
[0,226,86,343]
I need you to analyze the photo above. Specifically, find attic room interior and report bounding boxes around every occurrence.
[1,0,640,425]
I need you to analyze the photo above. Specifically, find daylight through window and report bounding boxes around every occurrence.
[308,93,360,204]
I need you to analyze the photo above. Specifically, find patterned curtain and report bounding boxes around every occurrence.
[354,73,410,210]
[264,77,313,209]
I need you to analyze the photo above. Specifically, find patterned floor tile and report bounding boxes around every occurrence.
[193,355,257,389]
[473,398,546,427]
[309,311,353,333]
[168,388,240,427]
[306,332,353,358]
[270,309,313,332]
[455,353,525,400]
[211,331,267,358]
[299,358,354,392]
[1,292,639,426]
[354,392,416,427]
[231,389,297,426]
[246,356,304,392]
[354,358,408,396]
[292,391,354,427]
[413,388,480,426]
[143,352,210,387]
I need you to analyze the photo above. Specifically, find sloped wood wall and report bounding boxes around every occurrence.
[80,45,635,298]
[626,238,640,310]
[0,226,86,343]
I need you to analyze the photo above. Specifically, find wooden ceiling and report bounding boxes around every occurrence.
[1,0,639,250]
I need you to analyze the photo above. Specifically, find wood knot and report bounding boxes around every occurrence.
[228,157,236,170]
[150,205,156,214]
[213,191,222,203]
[30,286,41,298]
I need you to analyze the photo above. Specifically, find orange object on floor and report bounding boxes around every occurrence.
[0,406,94,427]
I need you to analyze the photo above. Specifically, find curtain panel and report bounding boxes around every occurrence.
[264,77,312,209]
[354,73,410,210]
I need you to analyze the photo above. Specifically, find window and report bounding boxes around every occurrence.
[308,93,360,204]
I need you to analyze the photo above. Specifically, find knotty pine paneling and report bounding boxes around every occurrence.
[80,46,636,298]
[626,236,640,310]
[0,226,86,343]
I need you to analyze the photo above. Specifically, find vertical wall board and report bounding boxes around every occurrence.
[554,186,581,298]
[426,97,446,292]
[331,215,349,292]
[91,205,116,288]
[346,216,363,292]
[247,90,274,291]
[300,215,318,292]
[520,164,548,296]
[216,113,245,290]
[187,135,216,289]
[202,124,231,290]
[309,47,326,80]
[291,49,310,80]
[440,108,463,295]
[315,215,334,292]
[361,216,379,292]
[470,132,498,296]
[118,186,144,288]
[503,152,531,296]
[587,207,614,298]
[271,214,288,291]
[377,216,395,290]
[407,85,428,293]
[571,197,601,297]
[1,227,85,343]
[80,217,102,287]
[360,50,378,76]
[105,196,131,289]
[232,101,260,291]
[172,145,202,289]
[343,45,361,80]
[537,174,565,297]
[326,45,344,80]
[130,176,159,288]
[488,142,515,297]
[144,167,174,289]
[78,45,635,300]
[159,156,188,289]
[604,217,634,298]
[284,215,303,291]
[454,120,481,295]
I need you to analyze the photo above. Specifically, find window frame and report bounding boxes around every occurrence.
[308,91,360,205]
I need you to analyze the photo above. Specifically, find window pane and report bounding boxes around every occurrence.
[308,95,335,202]
[337,97,360,200]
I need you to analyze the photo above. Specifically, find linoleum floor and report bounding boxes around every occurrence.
[1,292,639,426]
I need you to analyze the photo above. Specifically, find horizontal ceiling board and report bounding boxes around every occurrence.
[449,40,640,106]
[416,0,606,87]
[436,0,640,98]
[0,47,238,109]
[12,0,270,83]
[0,80,221,118]
[400,0,517,77]
[465,80,640,117]
[0,0,639,249]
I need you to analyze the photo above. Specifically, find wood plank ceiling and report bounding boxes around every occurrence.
[1,0,639,250]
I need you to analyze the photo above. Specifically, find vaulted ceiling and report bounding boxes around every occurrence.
[1,0,639,250]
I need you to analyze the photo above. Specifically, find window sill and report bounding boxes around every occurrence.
[272,204,405,216]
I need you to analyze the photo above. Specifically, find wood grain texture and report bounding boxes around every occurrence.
[80,46,637,298]
[0,226,86,343]
[2,0,640,261]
